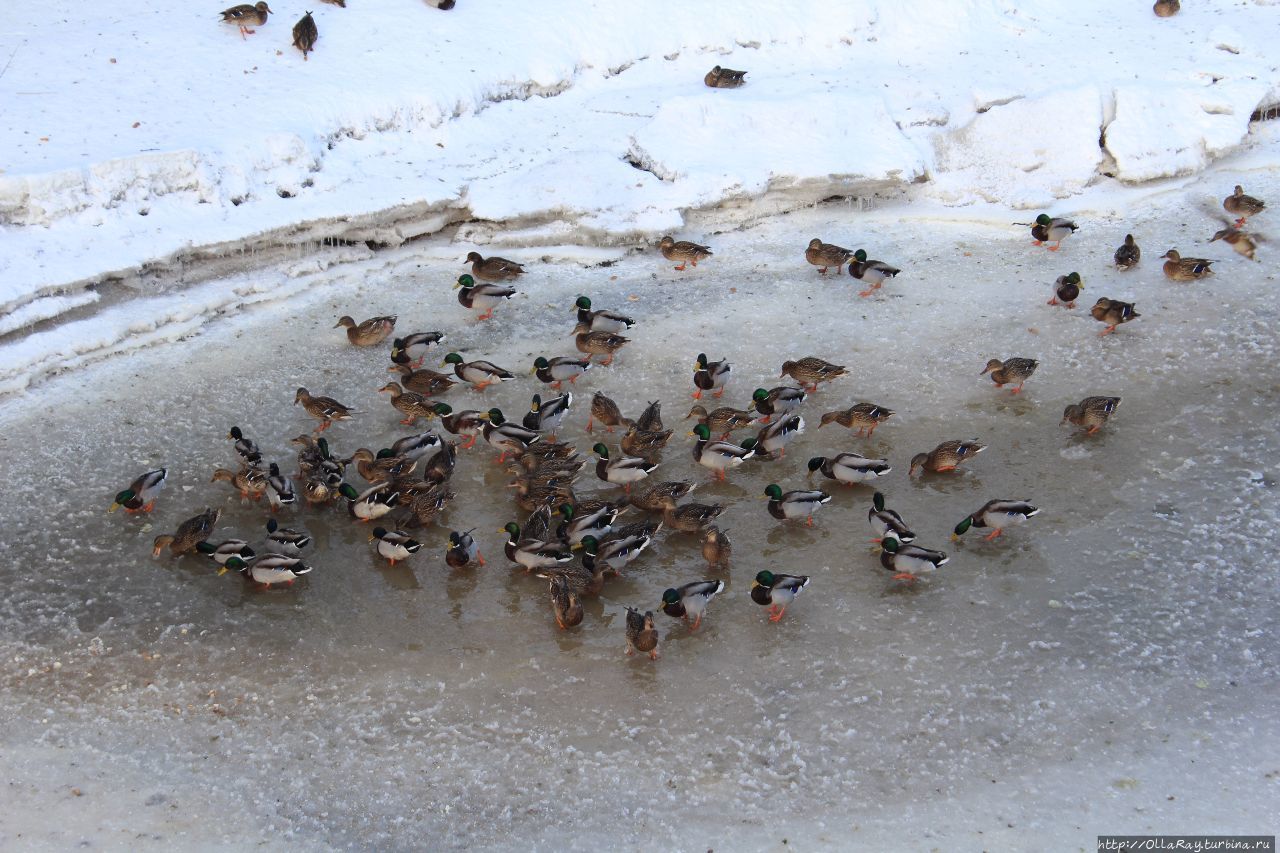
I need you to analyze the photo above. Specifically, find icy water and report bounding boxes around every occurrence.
[2,187,1278,849]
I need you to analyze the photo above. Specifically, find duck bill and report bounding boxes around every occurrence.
[108,502,121,513]
[217,567,229,576]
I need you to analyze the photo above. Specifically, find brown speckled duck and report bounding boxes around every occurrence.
[1114,235,1140,270]
[295,387,355,432]
[909,439,986,476]
[981,358,1038,394]
[1090,298,1139,335]
[1224,185,1264,227]
[658,237,712,271]
[780,357,847,391]
[817,403,893,436]
[221,2,271,38]
[805,238,854,274]
[1161,250,1215,282]
[152,507,220,557]
[387,364,457,396]
[1210,226,1258,261]
[334,315,396,346]
[686,404,755,439]
[1062,396,1121,434]
[1153,0,1179,16]
[292,11,317,59]
[465,251,524,282]
[704,65,747,88]
[378,381,438,425]
[573,323,629,366]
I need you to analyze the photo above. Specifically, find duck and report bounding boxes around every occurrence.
[848,249,901,297]
[1028,214,1078,250]
[465,251,525,282]
[442,352,514,391]
[347,448,417,482]
[334,315,396,347]
[1224,185,1265,227]
[630,479,696,513]
[1048,272,1083,308]
[295,387,355,433]
[981,358,1038,394]
[220,1,271,38]
[523,392,572,435]
[1153,0,1179,15]
[1114,235,1141,270]
[1061,396,1121,434]
[375,382,436,426]
[909,439,986,476]
[390,331,446,367]
[701,526,732,572]
[211,465,268,501]
[660,580,725,630]
[572,323,629,365]
[110,468,167,513]
[222,554,311,588]
[195,539,256,566]
[293,434,344,485]
[292,11,317,59]
[692,353,730,400]
[1210,226,1258,261]
[750,570,809,622]
[1090,298,1140,335]
[805,238,854,274]
[817,403,893,436]
[592,443,658,491]
[533,356,591,389]
[624,607,659,659]
[369,527,422,566]
[266,463,296,509]
[502,522,573,572]
[754,414,805,459]
[301,476,334,506]
[548,575,584,629]
[632,400,664,432]
[429,404,489,449]
[574,296,635,333]
[662,502,724,533]
[953,500,1040,542]
[764,484,831,525]
[751,386,807,423]
[386,364,457,396]
[227,426,262,465]
[586,390,631,434]
[690,424,757,480]
[558,502,623,546]
[620,423,674,464]
[1161,250,1215,281]
[580,532,652,575]
[455,274,516,321]
[780,357,847,391]
[867,491,915,544]
[807,453,890,486]
[685,404,755,439]
[704,65,747,88]
[403,483,454,527]
[446,529,484,568]
[152,507,220,557]
[879,536,948,582]
[421,440,457,484]
[482,408,542,461]
[388,430,443,461]
[338,482,400,522]
[266,517,311,552]
[658,236,712,271]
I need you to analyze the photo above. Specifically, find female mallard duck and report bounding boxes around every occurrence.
[574,296,635,333]
[388,430,443,461]
[334,314,396,347]
[690,423,757,480]
[442,352,514,391]
[764,484,831,525]
[704,65,747,88]
[195,539,256,566]
[572,323,629,365]
[347,448,417,482]
[152,507,220,557]
[909,439,986,476]
[662,501,724,533]
[818,403,893,436]
[1153,0,1179,15]
[592,443,658,491]
[558,502,622,546]
[750,570,809,622]
[455,274,516,321]
[660,579,725,630]
[465,251,525,282]
[692,353,730,400]
[658,236,712,271]
[222,554,312,588]
[752,386,807,423]
[483,408,541,461]
[421,440,457,484]
[580,532,652,575]
[981,358,1038,394]
[1049,272,1083,307]
[386,364,457,396]
[702,526,731,572]
[377,382,438,426]
[630,479,696,513]
[533,356,591,389]
[445,529,484,568]
[1161,250,1215,282]
[1061,396,1121,434]
[624,607,659,659]
[1114,235,1141,270]
[1210,226,1258,261]
[292,11,317,59]
[780,357,847,391]
[211,466,268,501]
[293,434,344,485]
[586,390,631,433]
[431,403,489,449]
[302,476,334,506]
[621,423,673,464]
[227,426,262,465]
[266,463,295,509]
[953,500,1039,542]
[848,249,901,298]
[220,1,271,38]
[369,527,422,566]
[633,400,663,432]
[805,238,854,275]
[266,517,311,552]
[807,453,890,486]
[754,414,805,459]
[1090,297,1140,335]
[879,537,947,582]
[548,575,584,629]
[867,491,914,544]
[1224,185,1265,227]
[685,404,755,439]
[523,392,572,435]
[110,468,167,513]
[404,483,454,527]
[1027,214,1078,250]
[339,482,400,522]
[295,387,355,433]
[503,521,572,572]
[390,331,446,366]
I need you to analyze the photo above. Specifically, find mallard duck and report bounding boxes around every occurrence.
[704,65,747,88]
[662,502,724,533]
[292,434,344,485]
[1049,272,1083,308]
[211,465,268,501]
[110,468,167,513]
[754,414,804,459]
[388,430,443,461]
[750,570,809,622]
[386,364,457,396]
[586,390,630,433]
[220,1,271,38]
[909,439,986,476]
[432,403,489,449]
[690,423,757,480]
[483,408,541,461]
[581,532,651,574]
[376,382,437,426]
[403,483,454,527]
[339,482,399,522]
[454,274,516,321]
[442,352,514,391]
[334,315,396,347]
[701,526,731,572]
[592,443,657,491]
[227,426,262,465]
[445,529,484,568]
[222,554,312,588]
[780,357,846,391]
[574,296,635,333]
[292,11,317,59]
[320,0,344,8]
[548,575,584,629]
[294,387,355,433]
[502,522,572,572]
[301,476,334,506]
[1027,214,1078,250]
[685,404,755,439]
[660,580,725,630]
[848,249,901,297]
[807,453,890,486]
[764,484,831,525]
[421,440,457,484]
[1090,298,1140,335]
[624,607,659,659]
[557,502,622,546]
[631,400,663,432]
[369,526,421,565]
[465,251,525,282]
[879,537,947,582]
[1161,250,1215,282]
[523,392,572,435]
[1210,226,1258,261]
[266,463,295,509]
[630,479,696,513]
[1114,235,1141,270]
[266,517,311,551]
[1153,0,1179,15]
[533,356,591,389]
[1224,185,1264,227]
[572,323,629,365]
[1061,396,1121,434]
[805,238,854,275]
[867,491,914,544]
[390,331,446,366]
[658,236,712,271]
[953,500,1039,541]
[752,386,807,422]
[152,507,220,557]
[611,516,663,544]
[347,448,417,482]
[692,353,730,400]
[195,539,256,566]
[981,358,1038,394]
[818,403,893,436]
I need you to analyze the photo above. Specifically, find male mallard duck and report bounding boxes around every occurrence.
[685,404,755,439]
[502,521,572,572]
[533,356,591,389]
[445,529,484,568]
[592,443,657,491]
[624,607,659,659]
[292,434,344,485]
[1027,214,1078,250]
[548,575,584,629]
[690,423,756,480]
[658,236,712,271]
[1161,250,1215,282]
[752,386,807,423]
[750,570,809,622]
[702,526,731,572]
[764,483,831,525]
[1048,272,1083,308]
[369,526,421,566]
[581,532,652,574]
[347,448,417,482]
[1114,235,1141,270]
[879,536,947,582]
[266,517,311,552]
[867,491,914,544]
[152,507,220,557]
[558,502,622,546]
[222,554,312,588]
[953,500,1039,542]
[454,274,516,321]
[211,465,268,501]
[220,1,271,38]
[572,323,629,365]
[110,468,167,513]
[334,314,396,347]
[339,482,400,522]
[390,331,446,367]
[630,479,696,513]
[1224,185,1265,227]
[294,387,355,433]
[660,580,725,630]
[292,11,317,59]
[386,364,457,396]
[1090,298,1140,335]
[195,539,256,566]
[692,353,730,400]
[848,249,901,298]
[704,65,747,88]
[266,463,296,509]
[523,392,572,435]
[465,251,525,282]
[662,502,724,533]
[754,414,804,459]
[1210,226,1258,261]
[818,403,893,436]
[433,403,489,449]
[981,358,1038,394]
[780,357,847,391]
[388,430,443,461]
[377,382,438,426]
[1153,0,1179,15]
[574,296,635,333]
[909,439,986,476]
[442,352,514,391]
[807,453,890,486]
[227,426,262,465]
[586,390,631,433]
[1061,396,1121,434]
[805,238,855,275]
[483,408,541,462]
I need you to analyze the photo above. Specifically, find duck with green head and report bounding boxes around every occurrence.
[369,526,422,565]
[502,521,572,572]
[751,386,806,424]
[592,443,658,492]
[442,352,514,391]
[574,295,635,333]
[557,501,622,546]
[579,532,652,575]
[523,392,572,435]
[689,423,756,480]
[692,353,730,400]
[454,274,516,321]
[446,529,484,568]
[764,484,831,525]
[867,491,914,545]
[1049,272,1083,307]
[1027,214,1078,250]
[953,500,1039,542]
[660,580,725,630]
[482,408,541,463]
[110,468,167,514]
[432,402,489,449]
[533,355,591,389]
[390,331,446,367]
[879,536,947,583]
[221,554,312,588]
[195,539,256,566]
[848,249,901,297]
[750,570,809,622]
[339,482,400,522]
[807,453,890,486]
